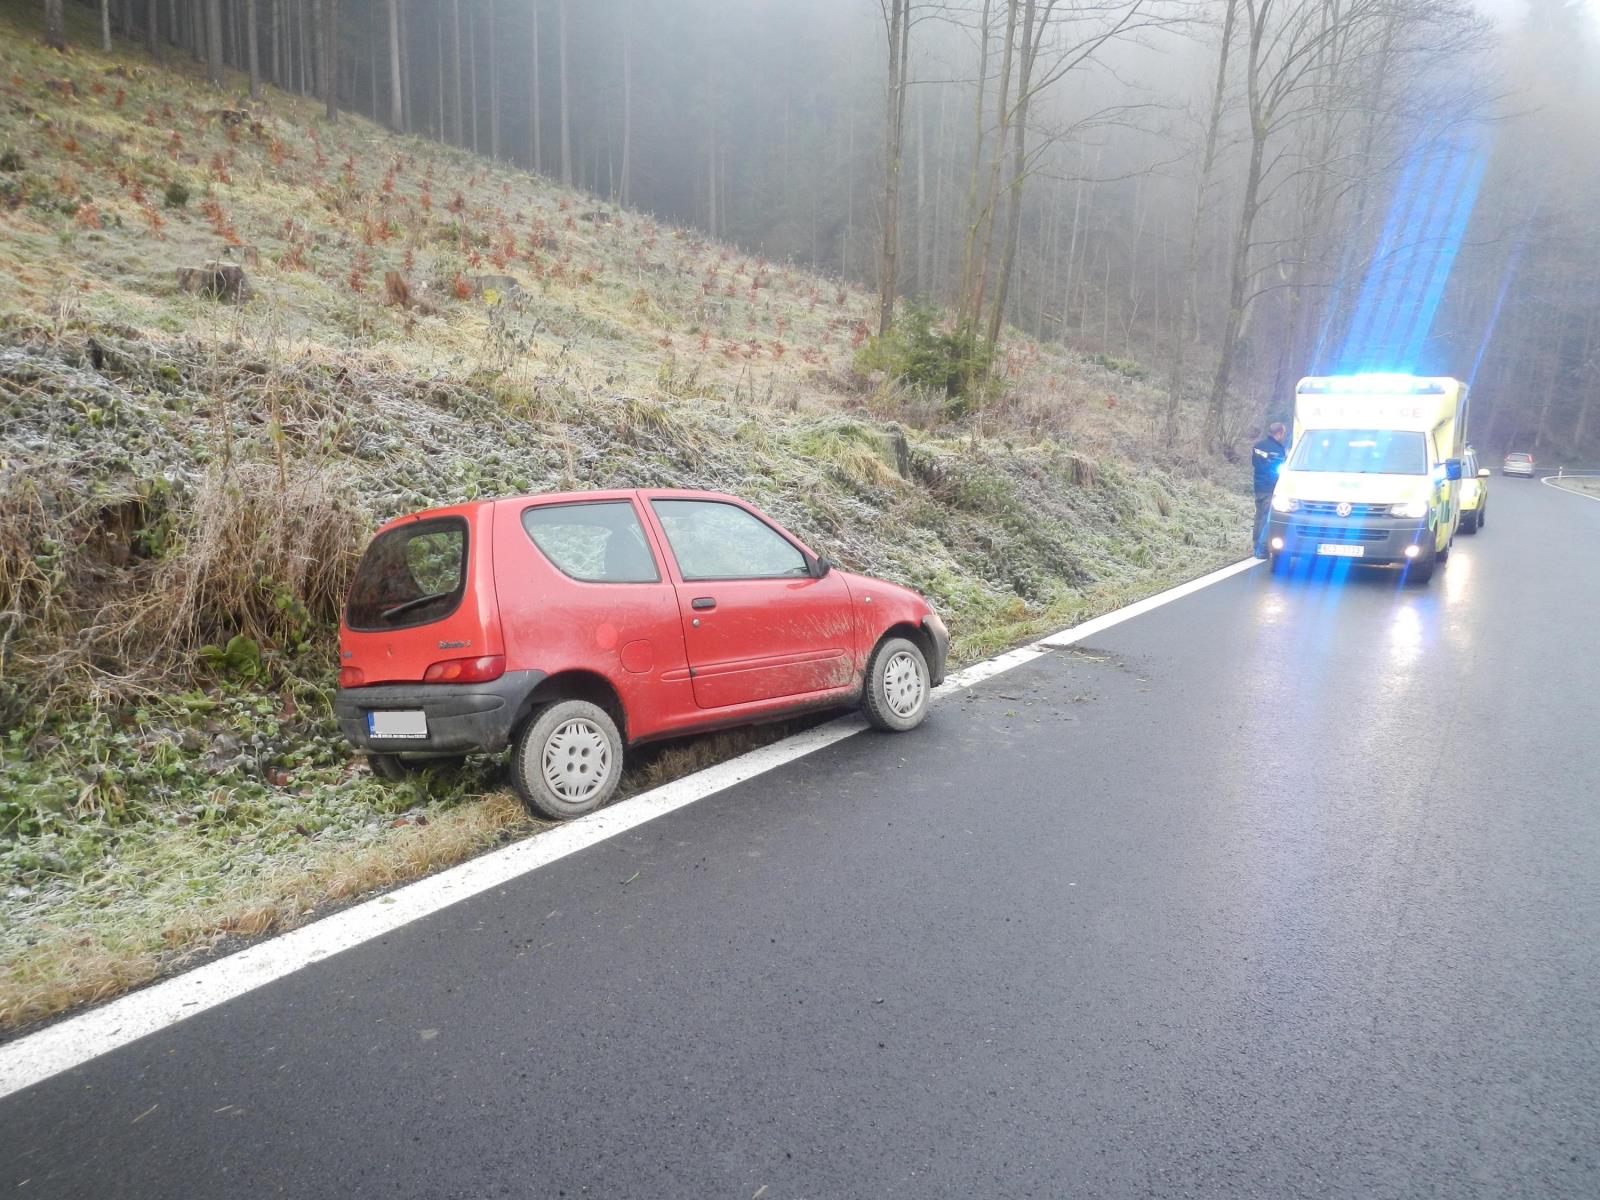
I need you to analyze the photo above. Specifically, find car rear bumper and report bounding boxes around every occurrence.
[1502,466,1533,476]
[1267,513,1432,564]
[334,670,547,757]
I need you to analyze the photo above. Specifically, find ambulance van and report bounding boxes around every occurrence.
[1265,375,1468,584]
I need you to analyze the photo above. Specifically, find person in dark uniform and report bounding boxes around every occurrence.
[1252,421,1289,557]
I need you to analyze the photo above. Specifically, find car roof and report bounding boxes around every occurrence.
[372,489,749,536]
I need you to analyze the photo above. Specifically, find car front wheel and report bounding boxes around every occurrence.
[510,700,624,820]
[862,636,931,732]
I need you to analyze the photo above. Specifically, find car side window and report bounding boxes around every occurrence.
[651,500,809,581]
[522,502,660,583]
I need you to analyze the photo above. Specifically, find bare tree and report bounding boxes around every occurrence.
[43,0,65,51]
[620,5,633,205]
[450,0,463,145]
[488,0,501,159]
[321,0,339,121]
[386,0,404,130]
[529,0,542,171]
[1166,0,1238,446]
[559,0,572,185]
[206,0,224,85]
[876,0,913,336]
[246,0,261,99]
[1203,0,1390,452]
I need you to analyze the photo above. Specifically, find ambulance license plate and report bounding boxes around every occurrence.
[368,710,428,739]
[1317,543,1364,558]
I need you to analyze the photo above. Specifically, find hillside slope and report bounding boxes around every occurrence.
[0,9,1247,1030]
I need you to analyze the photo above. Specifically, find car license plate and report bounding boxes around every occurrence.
[368,710,428,739]
[1317,543,1364,558]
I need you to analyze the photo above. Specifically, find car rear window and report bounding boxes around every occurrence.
[1506,453,1531,461]
[522,501,659,583]
[346,517,468,631]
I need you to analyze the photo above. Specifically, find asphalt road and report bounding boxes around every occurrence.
[6,477,1599,1199]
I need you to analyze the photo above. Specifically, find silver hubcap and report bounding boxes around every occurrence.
[883,650,925,718]
[541,719,611,802]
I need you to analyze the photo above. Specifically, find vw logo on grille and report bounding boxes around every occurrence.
[1336,501,1353,517]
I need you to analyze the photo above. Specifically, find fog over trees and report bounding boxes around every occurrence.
[54,0,1600,454]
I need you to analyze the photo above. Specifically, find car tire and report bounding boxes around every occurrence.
[510,700,623,820]
[368,753,465,781]
[1460,510,1478,535]
[1406,541,1437,585]
[862,636,931,732]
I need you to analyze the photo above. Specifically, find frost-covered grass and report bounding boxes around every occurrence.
[0,6,1248,1033]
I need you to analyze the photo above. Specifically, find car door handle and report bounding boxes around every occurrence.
[691,597,717,611]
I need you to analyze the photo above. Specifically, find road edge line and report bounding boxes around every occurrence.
[1541,473,1600,504]
[0,556,1258,1099]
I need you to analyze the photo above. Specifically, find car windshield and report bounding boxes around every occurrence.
[1289,429,1427,475]
[346,518,467,630]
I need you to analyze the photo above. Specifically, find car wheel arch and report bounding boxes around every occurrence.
[872,621,934,672]
[520,669,629,744]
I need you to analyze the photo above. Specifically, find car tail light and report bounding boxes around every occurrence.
[423,654,506,684]
[338,666,366,688]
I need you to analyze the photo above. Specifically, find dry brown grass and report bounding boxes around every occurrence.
[0,791,535,1032]
[133,459,364,656]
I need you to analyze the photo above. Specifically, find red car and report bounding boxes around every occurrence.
[335,489,948,818]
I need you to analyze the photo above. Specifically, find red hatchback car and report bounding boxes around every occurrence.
[335,489,948,818]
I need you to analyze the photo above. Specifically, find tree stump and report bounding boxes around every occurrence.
[176,262,251,303]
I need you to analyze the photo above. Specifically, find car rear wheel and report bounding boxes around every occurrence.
[510,700,624,820]
[368,753,466,781]
[1460,509,1479,534]
[862,636,931,732]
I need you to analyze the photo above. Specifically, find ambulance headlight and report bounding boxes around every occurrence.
[1389,500,1428,519]
[1271,495,1299,513]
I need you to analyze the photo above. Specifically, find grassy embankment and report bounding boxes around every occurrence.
[0,3,1248,1032]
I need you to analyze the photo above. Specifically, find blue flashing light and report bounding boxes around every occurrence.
[1340,373,1422,393]
[1298,374,1448,396]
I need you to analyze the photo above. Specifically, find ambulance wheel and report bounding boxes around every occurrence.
[1406,543,1437,585]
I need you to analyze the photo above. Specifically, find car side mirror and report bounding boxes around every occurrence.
[810,555,834,579]
[1477,468,1490,478]
[1444,459,1463,482]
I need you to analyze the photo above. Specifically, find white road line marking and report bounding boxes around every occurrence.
[1541,473,1600,504]
[1034,558,1262,648]
[0,556,1257,1099]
